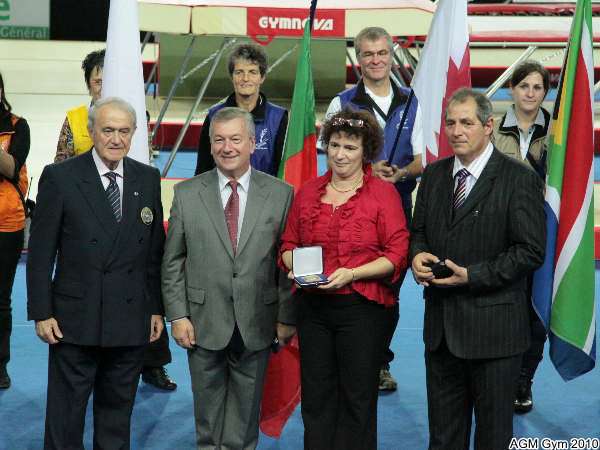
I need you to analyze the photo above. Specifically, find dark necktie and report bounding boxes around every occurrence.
[453,168,470,209]
[224,180,239,254]
[104,171,122,222]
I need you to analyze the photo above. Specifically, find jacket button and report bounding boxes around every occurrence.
[232,272,238,278]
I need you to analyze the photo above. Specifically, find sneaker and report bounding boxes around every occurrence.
[514,378,533,414]
[0,366,11,389]
[378,368,397,391]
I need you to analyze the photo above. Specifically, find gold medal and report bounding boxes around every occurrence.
[140,206,153,225]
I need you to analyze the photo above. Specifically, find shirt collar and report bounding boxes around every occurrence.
[92,148,124,178]
[452,141,494,180]
[216,166,251,193]
[225,92,266,120]
[504,105,545,130]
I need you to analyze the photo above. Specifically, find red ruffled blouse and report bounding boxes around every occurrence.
[279,166,409,307]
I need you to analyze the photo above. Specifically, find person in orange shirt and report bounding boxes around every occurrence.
[0,70,30,389]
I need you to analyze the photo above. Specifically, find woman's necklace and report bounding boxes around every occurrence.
[329,176,363,193]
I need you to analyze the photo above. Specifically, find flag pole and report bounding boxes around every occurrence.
[386,87,414,165]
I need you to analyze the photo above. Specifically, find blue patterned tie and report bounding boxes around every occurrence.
[453,169,470,209]
[104,172,121,222]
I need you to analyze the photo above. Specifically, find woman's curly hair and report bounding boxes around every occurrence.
[320,107,383,162]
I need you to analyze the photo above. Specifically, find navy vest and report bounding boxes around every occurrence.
[208,101,285,176]
[337,83,418,197]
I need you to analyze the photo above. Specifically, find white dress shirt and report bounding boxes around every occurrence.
[452,141,494,200]
[92,148,124,206]
[216,167,251,244]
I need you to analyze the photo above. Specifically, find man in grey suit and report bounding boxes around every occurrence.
[410,89,545,450]
[161,107,296,450]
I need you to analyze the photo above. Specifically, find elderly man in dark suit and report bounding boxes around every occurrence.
[410,88,546,450]
[162,107,295,450]
[27,97,165,450]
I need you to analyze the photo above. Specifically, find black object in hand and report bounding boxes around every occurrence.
[426,260,454,279]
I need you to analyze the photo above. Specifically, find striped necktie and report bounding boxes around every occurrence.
[452,168,470,209]
[104,171,122,222]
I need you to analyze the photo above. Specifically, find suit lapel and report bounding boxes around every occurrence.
[237,169,269,257]
[451,149,501,226]
[73,151,119,241]
[106,158,141,266]
[198,170,235,260]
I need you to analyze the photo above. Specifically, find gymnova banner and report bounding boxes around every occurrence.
[0,0,49,40]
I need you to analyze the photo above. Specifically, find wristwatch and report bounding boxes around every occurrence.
[399,168,409,183]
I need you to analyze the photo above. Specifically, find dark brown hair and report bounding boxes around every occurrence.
[0,71,11,115]
[82,49,105,88]
[510,60,550,94]
[321,108,383,161]
[227,43,268,77]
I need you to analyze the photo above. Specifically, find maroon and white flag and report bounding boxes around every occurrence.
[412,0,470,164]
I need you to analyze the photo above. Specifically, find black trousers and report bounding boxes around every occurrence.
[143,323,172,368]
[520,297,547,380]
[44,343,145,450]
[425,338,521,450]
[0,229,24,369]
[298,292,387,450]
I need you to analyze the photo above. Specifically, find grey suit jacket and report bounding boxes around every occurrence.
[410,148,546,359]
[161,168,295,351]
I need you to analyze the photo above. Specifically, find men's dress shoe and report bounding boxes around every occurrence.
[378,368,398,391]
[0,367,11,389]
[142,366,177,391]
[514,378,533,413]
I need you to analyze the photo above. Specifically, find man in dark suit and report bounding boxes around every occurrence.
[162,107,296,449]
[27,97,165,450]
[410,88,546,450]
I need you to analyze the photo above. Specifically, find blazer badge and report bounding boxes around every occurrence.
[140,206,154,225]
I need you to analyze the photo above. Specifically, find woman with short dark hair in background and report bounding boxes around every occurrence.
[280,109,409,450]
[0,70,31,389]
[493,59,550,413]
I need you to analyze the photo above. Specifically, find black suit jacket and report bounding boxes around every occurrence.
[410,148,546,359]
[27,150,164,347]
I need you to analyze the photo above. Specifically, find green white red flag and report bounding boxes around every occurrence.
[260,0,318,438]
[277,1,318,190]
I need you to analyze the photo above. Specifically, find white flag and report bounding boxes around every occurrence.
[412,0,470,164]
[102,0,149,164]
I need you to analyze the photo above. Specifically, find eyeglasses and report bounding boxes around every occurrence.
[331,118,364,128]
[360,49,391,60]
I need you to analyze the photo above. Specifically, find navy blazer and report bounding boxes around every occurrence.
[27,150,164,347]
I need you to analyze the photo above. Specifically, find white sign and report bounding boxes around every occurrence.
[0,0,50,40]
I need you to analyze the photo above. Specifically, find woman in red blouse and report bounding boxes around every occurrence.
[280,109,409,450]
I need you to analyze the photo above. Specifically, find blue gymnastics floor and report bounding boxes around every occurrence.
[1,258,599,450]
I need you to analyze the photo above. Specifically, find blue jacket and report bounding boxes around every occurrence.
[337,79,418,198]
[195,93,288,176]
